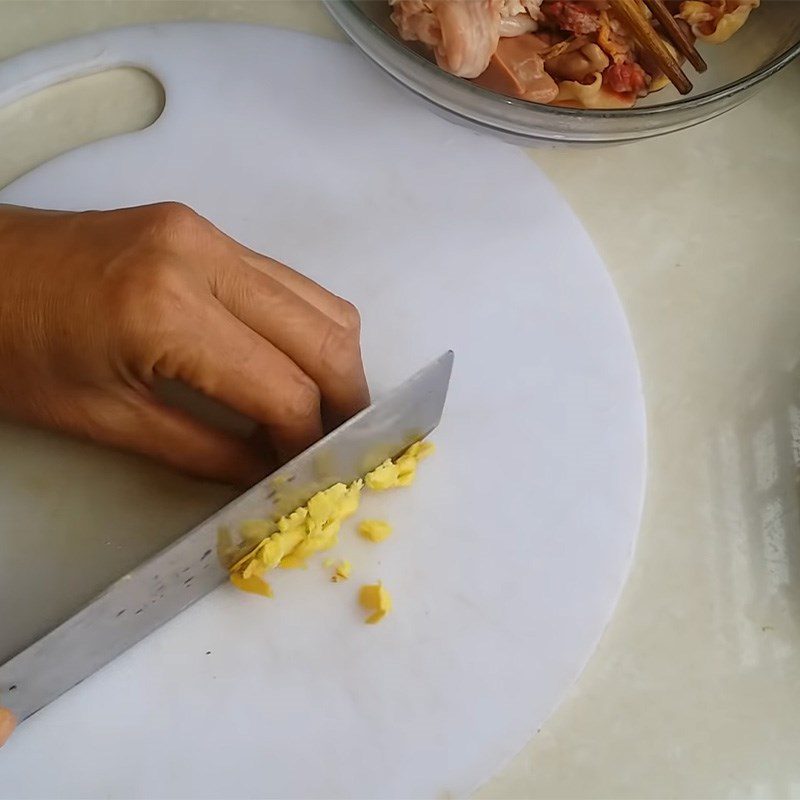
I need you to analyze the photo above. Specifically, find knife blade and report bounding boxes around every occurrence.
[0,350,454,722]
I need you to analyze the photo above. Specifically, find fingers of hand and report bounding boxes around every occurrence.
[113,206,369,429]
[215,261,370,425]
[155,304,324,462]
[230,241,358,328]
[68,203,368,470]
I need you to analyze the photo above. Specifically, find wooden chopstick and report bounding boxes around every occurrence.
[609,0,693,95]
[642,0,708,72]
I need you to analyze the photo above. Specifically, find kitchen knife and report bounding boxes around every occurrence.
[0,350,454,722]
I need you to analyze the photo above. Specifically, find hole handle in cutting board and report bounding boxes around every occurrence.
[0,28,144,108]
[0,22,252,119]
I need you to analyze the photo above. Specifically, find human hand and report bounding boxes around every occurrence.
[0,708,15,747]
[0,203,369,485]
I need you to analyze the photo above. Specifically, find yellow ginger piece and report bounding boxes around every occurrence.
[365,440,434,490]
[331,560,352,583]
[404,440,435,460]
[359,583,392,624]
[277,553,309,570]
[358,519,392,543]
[228,439,434,598]
[239,519,273,546]
[229,480,362,592]
[364,459,400,490]
[337,483,362,520]
[230,573,273,598]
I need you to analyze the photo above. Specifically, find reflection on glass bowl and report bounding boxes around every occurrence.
[324,0,800,145]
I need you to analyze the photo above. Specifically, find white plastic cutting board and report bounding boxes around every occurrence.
[0,23,645,799]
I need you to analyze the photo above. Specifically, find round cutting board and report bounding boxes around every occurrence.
[0,23,646,799]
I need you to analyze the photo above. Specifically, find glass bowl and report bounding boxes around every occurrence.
[323,0,800,145]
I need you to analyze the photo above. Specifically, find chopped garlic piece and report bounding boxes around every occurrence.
[358,519,393,543]
[359,583,392,624]
[331,560,352,583]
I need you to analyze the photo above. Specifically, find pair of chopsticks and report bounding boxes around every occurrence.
[609,0,707,95]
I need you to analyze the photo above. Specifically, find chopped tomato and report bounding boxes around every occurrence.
[542,1,602,34]
[603,60,648,94]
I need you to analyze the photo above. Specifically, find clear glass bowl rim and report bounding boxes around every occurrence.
[326,0,800,119]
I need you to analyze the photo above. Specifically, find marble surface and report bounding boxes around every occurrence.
[1,2,799,797]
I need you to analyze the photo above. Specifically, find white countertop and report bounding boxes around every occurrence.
[2,2,799,796]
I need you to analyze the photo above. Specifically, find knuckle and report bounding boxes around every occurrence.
[283,372,321,423]
[162,344,208,389]
[110,255,187,345]
[319,320,362,381]
[335,298,361,334]
[141,201,210,247]
[152,201,199,227]
[135,256,185,309]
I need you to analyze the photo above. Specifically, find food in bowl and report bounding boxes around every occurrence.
[388,0,759,107]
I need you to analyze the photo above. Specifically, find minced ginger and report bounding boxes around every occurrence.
[359,583,392,624]
[227,481,362,597]
[358,519,393,542]
[364,440,434,490]
[227,440,434,620]
[331,560,352,582]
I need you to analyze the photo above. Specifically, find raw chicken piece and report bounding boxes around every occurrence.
[391,0,442,49]
[500,0,545,32]
[499,13,540,36]
[500,0,542,23]
[390,0,548,76]
[501,0,544,17]
[390,0,503,78]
